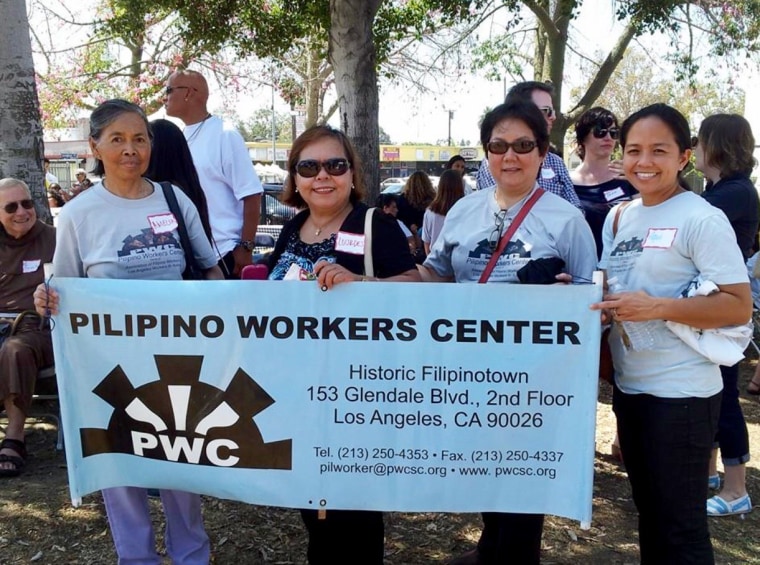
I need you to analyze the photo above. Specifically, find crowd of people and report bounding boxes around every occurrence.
[0,71,757,564]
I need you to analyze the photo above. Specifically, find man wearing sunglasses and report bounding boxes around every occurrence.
[0,178,56,478]
[164,69,263,278]
[476,81,582,211]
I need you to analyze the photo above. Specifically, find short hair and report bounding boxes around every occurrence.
[402,171,435,210]
[375,193,399,209]
[505,81,553,105]
[0,178,31,197]
[446,155,465,169]
[480,101,550,157]
[147,119,213,241]
[574,107,619,161]
[429,170,465,216]
[698,114,756,178]
[43,158,51,165]
[282,126,366,208]
[89,99,152,177]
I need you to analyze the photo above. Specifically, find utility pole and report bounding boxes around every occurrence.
[447,110,454,146]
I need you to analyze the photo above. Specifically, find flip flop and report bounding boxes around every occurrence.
[0,437,27,478]
[747,379,760,395]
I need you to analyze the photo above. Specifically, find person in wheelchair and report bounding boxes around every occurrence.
[0,178,55,478]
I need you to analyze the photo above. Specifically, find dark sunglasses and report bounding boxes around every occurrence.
[3,199,34,214]
[487,139,538,155]
[538,106,555,119]
[593,126,619,140]
[691,136,699,148]
[295,158,351,178]
[165,85,197,96]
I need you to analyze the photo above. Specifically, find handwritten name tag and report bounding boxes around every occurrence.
[335,231,366,255]
[148,213,179,234]
[22,259,41,273]
[540,166,556,179]
[643,228,677,249]
[604,187,626,201]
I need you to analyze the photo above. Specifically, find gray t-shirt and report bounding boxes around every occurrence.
[424,186,596,283]
[599,192,749,398]
[54,181,217,280]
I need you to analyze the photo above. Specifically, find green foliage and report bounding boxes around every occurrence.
[236,109,292,142]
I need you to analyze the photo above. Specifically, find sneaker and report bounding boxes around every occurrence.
[706,494,752,516]
[708,474,720,490]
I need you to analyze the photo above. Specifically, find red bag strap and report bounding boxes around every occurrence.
[478,189,545,284]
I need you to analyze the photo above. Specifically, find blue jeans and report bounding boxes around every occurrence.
[613,387,720,565]
[714,363,750,465]
[102,487,209,565]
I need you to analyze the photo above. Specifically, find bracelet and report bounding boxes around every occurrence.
[237,240,256,251]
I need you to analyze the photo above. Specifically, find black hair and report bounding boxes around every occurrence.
[698,114,756,179]
[480,101,550,157]
[89,99,152,177]
[504,81,554,104]
[375,193,399,209]
[146,119,213,241]
[445,155,465,169]
[574,106,619,161]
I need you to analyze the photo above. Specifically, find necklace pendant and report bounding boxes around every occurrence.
[315,228,321,236]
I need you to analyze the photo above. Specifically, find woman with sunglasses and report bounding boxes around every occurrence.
[33,99,223,564]
[420,101,596,565]
[592,104,752,562]
[267,125,419,563]
[571,107,637,260]
[693,114,758,517]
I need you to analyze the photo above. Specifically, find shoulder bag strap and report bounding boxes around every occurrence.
[160,182,199,276]
[363,207,375,277]
[612,200,633,238]
[478,189,545,284]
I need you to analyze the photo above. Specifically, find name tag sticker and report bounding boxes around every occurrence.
[148,213,179,234]
[22,259,41,273]
[643,228,677,249]
[540,166,556,179]
[604,187,625,201]
[335,231,366,255]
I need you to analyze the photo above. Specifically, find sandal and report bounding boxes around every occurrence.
[0,437,27,478]
[747,378,760,396]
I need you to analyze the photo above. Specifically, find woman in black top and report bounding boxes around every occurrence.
[268,125,419,564]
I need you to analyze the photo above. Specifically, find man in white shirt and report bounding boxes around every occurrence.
[164,69,263,278]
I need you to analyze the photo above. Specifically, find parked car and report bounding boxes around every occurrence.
[380,183,405,195]
[261,183,298,225]
[380,177,407,189]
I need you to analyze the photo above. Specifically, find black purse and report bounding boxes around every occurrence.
[160,182,204,280]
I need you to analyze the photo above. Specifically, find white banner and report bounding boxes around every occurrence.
[51,278,602,525]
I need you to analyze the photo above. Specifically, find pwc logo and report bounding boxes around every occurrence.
[80,355,292,469]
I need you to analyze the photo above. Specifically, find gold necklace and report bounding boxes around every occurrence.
[311,204,351,236]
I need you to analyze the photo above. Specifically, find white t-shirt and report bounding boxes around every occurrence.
[599,192,749,398]
[54,181,218,280]
[425,186,596,283]
[184,116,263,256]
[422,209,446,248]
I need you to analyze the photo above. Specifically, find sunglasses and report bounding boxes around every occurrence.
[489,209,509,252]
[3,199,34,214]
[538,106,555,119]
[295,158,351,178]
[593,126,619,140]
[164,85,196,96]
[487,139,538,155]
[691,136,699,148]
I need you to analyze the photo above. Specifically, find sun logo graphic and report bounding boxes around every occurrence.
[80,355,292,469]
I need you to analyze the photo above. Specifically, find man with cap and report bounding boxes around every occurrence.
[75,169,93,191]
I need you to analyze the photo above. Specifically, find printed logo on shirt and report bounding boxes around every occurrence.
[79,355,292,469]
[610,237,644,257]
[467,238,529,260]
[116,228,185,273]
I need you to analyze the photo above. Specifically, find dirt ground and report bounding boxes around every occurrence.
[2,362,760,564]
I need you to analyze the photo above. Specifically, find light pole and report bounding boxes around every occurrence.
[447,110,454,146]
[271,84,277,165]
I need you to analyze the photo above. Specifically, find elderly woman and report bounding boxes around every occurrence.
[693,114,759,517]
[267,125,419,564]
[593,104,752,562]
[0,178,55,478]
[34,99,223,564]
[420,101,597,565]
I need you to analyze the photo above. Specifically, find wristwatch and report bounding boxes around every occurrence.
[238,240,256,251]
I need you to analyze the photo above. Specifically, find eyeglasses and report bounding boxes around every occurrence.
[538,106,555,119]
[691,136,699,148]
[487,139,538,155]
[2,199,34,214]
[165,85,197,96]
[488,209,509,252]
[295,158,351,178]
[593,126,619,140]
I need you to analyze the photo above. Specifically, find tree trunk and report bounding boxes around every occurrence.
[329,0,382,204]
[0,0,50,223]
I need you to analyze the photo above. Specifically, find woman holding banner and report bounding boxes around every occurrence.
[592,104,752,562]
[267,124,419,564]
[419,101,597,564]
[34,99,222,564]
